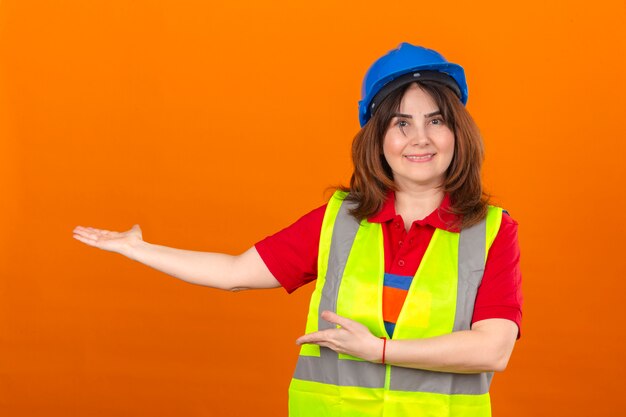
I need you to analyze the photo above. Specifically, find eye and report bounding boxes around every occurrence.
[430,118,445,126]
[395,119,409,135]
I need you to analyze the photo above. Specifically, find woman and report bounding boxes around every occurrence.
[73,43,522,417]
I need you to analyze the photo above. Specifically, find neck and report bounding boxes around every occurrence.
[394,188,445,229]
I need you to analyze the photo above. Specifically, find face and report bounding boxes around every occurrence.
[382,83,455,192]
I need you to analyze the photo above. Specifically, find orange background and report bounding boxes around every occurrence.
[1,1,625,416]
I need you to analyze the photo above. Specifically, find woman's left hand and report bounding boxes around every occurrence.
[295,310,383,363]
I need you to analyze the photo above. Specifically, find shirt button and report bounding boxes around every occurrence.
[398,259,405,267]
[398,240,403,246]
[394,222,401,229]
[409,238,414,244]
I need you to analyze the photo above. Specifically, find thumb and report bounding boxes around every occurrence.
[321,310,352,329]
[128,224,143,241]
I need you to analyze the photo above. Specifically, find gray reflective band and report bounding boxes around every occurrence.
[294,352,386,388]
[317,197,360,330]
[454,218,487,332]
[294,197,493,395]
[389,365,492,395]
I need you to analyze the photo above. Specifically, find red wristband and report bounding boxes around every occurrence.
[380,337,387,365]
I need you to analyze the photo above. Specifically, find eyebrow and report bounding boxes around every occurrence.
[392,110,441,119]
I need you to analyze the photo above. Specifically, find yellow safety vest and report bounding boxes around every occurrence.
[289,190,503,417]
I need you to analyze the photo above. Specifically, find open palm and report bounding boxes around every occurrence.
[72,224,143,255]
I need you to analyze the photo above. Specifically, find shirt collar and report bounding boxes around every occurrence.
[368,191,460,232]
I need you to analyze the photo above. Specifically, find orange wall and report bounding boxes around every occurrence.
[1,1,625,416]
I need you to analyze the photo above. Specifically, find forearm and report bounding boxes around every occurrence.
[125,239,282,291]
[125,240,242,289]
[383,325,514,373]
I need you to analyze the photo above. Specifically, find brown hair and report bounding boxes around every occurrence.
[341,81,489,229]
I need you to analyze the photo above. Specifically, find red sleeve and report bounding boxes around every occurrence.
[254,204,327,293]
[471,212,523,338]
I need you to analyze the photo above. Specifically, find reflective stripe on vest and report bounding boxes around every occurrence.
[289,191,503,417]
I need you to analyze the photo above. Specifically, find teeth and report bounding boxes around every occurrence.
[405,154,434,161]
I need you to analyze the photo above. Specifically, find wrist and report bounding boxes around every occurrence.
[371,337,387,364]
[380,337,387,365]
[125,238,149,261]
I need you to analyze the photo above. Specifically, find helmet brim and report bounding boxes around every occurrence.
[367,70,463,121]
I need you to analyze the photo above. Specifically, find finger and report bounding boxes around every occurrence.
[85,227,112,234]
[300,341,340,354]
[72,229,95,239]
[296,329,337,345]
[316,341,338,351]
[72,233,100,247]
[320,310,354,329]
[74,228,107,240]
[296,331,323,345]
[76,227,100,236]
[74,226,94,234]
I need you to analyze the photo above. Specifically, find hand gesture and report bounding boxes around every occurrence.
[72,224,143,257]
[295,310,383,363]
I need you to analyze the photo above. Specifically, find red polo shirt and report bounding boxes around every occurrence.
[255,193,523,337]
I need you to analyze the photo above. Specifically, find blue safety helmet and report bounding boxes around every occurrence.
[358,43,468,127]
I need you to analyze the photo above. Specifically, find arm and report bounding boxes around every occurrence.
[296,311,519,374]
[383,318,518,373]
[128,241,280,291]
[72,224,280,291]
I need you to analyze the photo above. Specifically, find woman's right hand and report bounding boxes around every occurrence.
[72,224,144,257]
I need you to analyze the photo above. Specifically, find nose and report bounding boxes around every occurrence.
[409,126,430,146]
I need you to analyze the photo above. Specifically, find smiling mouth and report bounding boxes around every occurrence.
[404,154,435,161]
